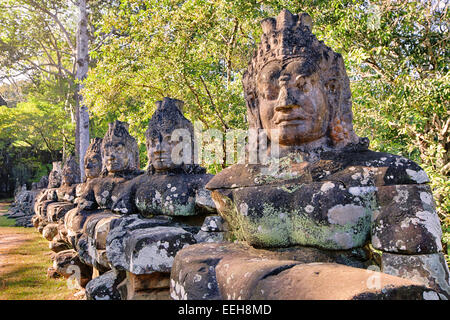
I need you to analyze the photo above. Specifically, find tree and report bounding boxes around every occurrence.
[0,95,6,106]
[0,0,114,180]
[76,0,90,181]
[0,0,78,118]
[82,0,448,257]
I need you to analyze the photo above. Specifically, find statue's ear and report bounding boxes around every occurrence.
[329,115,347,148]
[324,78,340,96]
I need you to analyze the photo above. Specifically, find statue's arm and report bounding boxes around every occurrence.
[111,178,138,215]
[371,182,450,298]
[194,174,217,213]
[195,186,217,213]
[46,188,58,201]
[75,181,98,210]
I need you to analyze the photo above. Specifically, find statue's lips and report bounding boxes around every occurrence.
[154,153,170,162]
[274,114,309,126]
[106,160,122,169]
[273,106,311,126]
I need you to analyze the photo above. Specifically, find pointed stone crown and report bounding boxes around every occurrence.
[105,120,131,139]
[243,9,362,148]
[146,97,193,140]
[62,155,80,186]
[250,10,318,73]
[102,120,140,171]
[86,137,102,157]
[84,137,103,172]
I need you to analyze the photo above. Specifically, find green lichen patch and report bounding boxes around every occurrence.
[237,202,372,249]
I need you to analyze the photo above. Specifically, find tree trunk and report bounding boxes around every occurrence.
[76,0,90,181]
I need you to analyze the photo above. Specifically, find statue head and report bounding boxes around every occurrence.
[145,97,196,173]
[84,138,103,180]
[47,161,62,188]
[37,176,48,189]
[61,155,81,186]
[243,10,362,152]
[101,121,140,174]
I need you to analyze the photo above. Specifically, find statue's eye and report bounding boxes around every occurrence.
[164,134,173,144]
[263,83,279,100]
[325,79,339,94]
[115,144,125,153]
[296,76,310,93]
[258,63,281,100]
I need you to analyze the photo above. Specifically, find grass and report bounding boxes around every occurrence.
[0,216,16,227]
[0,201,16,227]
[0,227,82,300]
[0,201,81,300]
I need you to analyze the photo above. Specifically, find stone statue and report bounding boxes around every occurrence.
[93,98,218,300]
[34,157,79,232]
[47,161,62,188]
[76,120,141,211]
[84,137,103,181]
[33,161,63,228]
[56,155,81,202]
[60,137,112,285]
[32,157,82,257]
[65,122,140,264]
[171,10,449,300]
[65,138,105,246]
[120,97,216,217]
[73,138,103,205]
[59,125,142,285]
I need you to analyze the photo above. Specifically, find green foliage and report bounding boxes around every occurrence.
[0,97,74,156]
[304,0,449,255]
[1,1,448,253]
[83,0,448,253]
[0,79,75,194]
[83,0,276,145]
[0,216,16,227]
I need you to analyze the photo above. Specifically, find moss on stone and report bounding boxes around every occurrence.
[232,199,373,250]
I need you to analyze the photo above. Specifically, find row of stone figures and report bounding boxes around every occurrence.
[5,176,48,227]
[33,10,449,300]
[32,98,223,299]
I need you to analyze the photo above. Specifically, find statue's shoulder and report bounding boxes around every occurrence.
[143,171,214,190]
[206,150,429,190]
[335,149,429,185]
[192,172,214,187]
[206,164,262,190]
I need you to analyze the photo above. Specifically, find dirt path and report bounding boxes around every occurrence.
[0,201,31,279]
[0,231,34,272]
[0,201,10,216]
[0,201,81,299]
[0,202,24,268]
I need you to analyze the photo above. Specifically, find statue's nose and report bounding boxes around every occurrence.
[276,86,297,111]
[154,141,163,153]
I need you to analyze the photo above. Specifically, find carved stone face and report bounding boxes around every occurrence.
[147,131,178,172]
[48,162,62,188]
[84,153,102,179]
[84,138,103,180]
[103,141,130,173]
[101,121,139,174]
[146,97,194,173]
[48,170,61,188]
[61,168,77,186]
[257,60,329,147]
[61,157,80,186]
